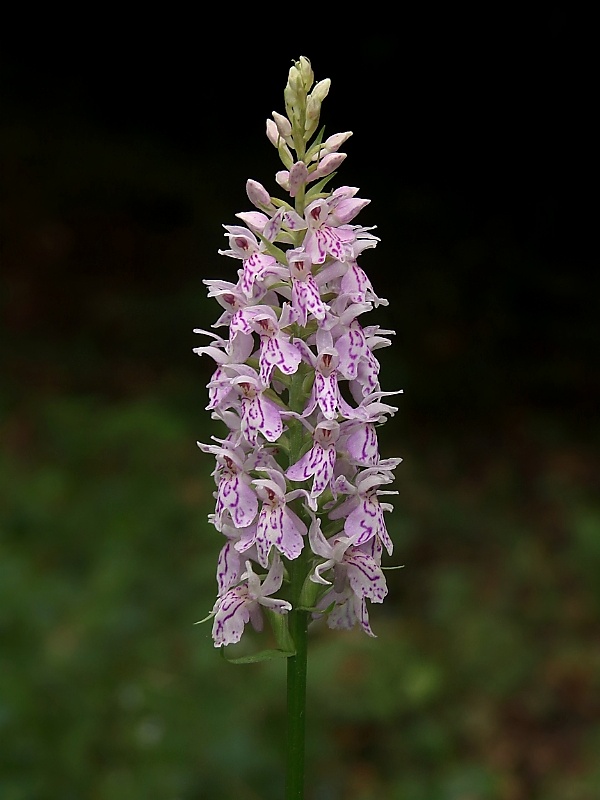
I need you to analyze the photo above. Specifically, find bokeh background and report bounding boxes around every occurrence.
[1,10,598,800]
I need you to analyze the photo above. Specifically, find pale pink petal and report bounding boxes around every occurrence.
[336,328,367,379]
[307,515,333,559]
[286,449,315,482]
[354,596,376,637]
[304,229,328,264]
[259,554,284,596]
[341,262,372,301]
[206,367,235,410]
[345,551,388,602]
[258,396,284,442]
[241,252,277,297]
[344,496,380,545]
[259,336,302,384]
[346,423,379,465]
[310,445,336,497]
[218,474,258,529]
[315,372,338,419]
[321,228,345,262]
[278,507,306,560]
[241,396,263,446]
[330,197,370,224]
[216,541,243,595]
[212,586,250,647]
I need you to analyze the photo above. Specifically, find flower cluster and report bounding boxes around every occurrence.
[195,57,401,648]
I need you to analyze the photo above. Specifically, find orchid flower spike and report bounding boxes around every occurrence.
[195,56,402,648]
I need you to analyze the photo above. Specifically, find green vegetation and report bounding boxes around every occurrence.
[1,113,598,800]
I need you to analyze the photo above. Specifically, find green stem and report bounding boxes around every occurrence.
[285,369,311,800]
[285,570,308,799]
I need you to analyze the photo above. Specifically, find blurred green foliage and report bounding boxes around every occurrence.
[2,391,599,799]
[1,106,599,800]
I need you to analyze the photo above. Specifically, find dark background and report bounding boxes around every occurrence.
[1,10,598,800]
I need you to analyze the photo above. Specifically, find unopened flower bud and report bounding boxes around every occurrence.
[309,78,331,106]
[246,179,274,211]
[289,161,309,197]
[286,65,302,105]
[272,111,293,140]
[275,170,290,192]
[305,79,331,137]
[310,152,347,181]
[297,56,314,92]
[266,120,294,168]
[266,119,280,147]
[323,131,353,154]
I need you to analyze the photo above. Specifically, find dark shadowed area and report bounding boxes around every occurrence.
[1,10,598,800]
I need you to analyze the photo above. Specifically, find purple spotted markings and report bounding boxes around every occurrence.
[195,56,402,647]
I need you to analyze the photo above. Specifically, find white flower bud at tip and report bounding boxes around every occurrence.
[272,111,292,139]
[309,79,331,106]
[298,56,314,91]
[275,170,290,191]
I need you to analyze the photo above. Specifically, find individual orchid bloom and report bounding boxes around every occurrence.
[338,419,379,466]
[287,247,328,325]
[211,556,292,647]
[202,280,275,334]
[286,419,340,498]
[196,440,259,530]
[351,350,383,400]
[332,314,384,398]
[325,186,371,225]
[302,197,358,265]
[260,205,308,242]
[237,304,302,385]
[308,514,388,603]
[328,467,397,555]
[312,226,379,295]
[340,260,388,307]
[350,327,397,396]
[193,328,255,410]
[314,585,376,637]
[295,339,342,420]
[218,225,286,298]
[336,391,401,465]
[232,206,303,249]
[227,369,286,446]
[202,280,249,327]
[252,468,311,567]
[337,389,401,426]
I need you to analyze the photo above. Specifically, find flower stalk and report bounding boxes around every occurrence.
[286,565,309,799]
[195,56,402,798]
